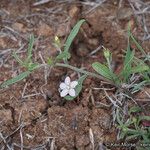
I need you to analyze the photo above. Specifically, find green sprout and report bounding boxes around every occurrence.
[1,34,39,88]
[1,19,150,101]
[117,106,150,150]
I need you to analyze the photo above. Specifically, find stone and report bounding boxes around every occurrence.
[0,37,7,49]
[68,5,80,18]
[12,22,26,32]
[56,23,70,37]
[116,8,133,20]
[37,23,53,36]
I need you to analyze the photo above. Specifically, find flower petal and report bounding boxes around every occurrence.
[69,89,76,97]
[60,89,68,97]
[70,81,78,88]
[65,76,71,85]
[59,83,67,89]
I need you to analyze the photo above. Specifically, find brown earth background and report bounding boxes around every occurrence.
[0,0,150,150]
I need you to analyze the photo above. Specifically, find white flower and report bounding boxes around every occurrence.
[59,76,78,97]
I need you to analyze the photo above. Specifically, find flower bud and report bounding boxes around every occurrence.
[54,36,61,47]
[104,49,110,59]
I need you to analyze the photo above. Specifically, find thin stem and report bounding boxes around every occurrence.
[55,63,113,84]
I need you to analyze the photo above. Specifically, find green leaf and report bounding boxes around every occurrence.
[129,106,142,114]
[13,34,35,68]
[25,34,34,63]
[120,46,134,82]
[64,75,87,100]
[142,72,150,81]
[129,32,146,56]
[63,19,85,60]
[116,109,123,126]
[136,116,150,126]
[28,63,39,71]
[139,116,150,122]
[131,65,150,74]
[126,133,140,141]
[13,52,23,65]
[0,71,30,88]
[142,133,150,142]
[92,62,117,81]
[128,24,146,56]
[119,131,126,139]
[47,57,54,65]
[126,128,141,135]
[56,51,71,61]
[124,49,134,69]
[55,20,85,61]
[131,81,147,93]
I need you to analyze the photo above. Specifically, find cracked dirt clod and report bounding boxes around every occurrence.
[14,98,48,124]
[0,108,13,125]
[12,22,27,33]
[56,23,70,37]
[37,23,53,37]
[47,106,90,149]
[116,7,133,20]
[0,0,150,149]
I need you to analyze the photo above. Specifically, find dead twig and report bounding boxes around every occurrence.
[128,0,150,40]
[84,0,107,14]
[20,126,24,150]
[33,0,51,6]
[0,132,12,150]
[88,45,102,57]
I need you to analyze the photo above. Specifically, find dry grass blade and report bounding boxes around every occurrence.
[0,133,12,150]
[84,0,108,14]
[20,126,24,150]
[89,128,94,150]
[33,0,51,6]
[128,0,150,40]
[88,45,102,56]
[50,138,55,150]
[39,51,51,84]
[103,89,120,108]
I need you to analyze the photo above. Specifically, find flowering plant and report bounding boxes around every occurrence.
[59,76,78,97]
[0,20,149,101]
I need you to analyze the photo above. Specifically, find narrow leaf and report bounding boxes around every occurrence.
[131,65,149,74]
[56,51,71,61]
[129,106,142,114]
[139,116,150,122]
[26,34,34,63]
[126,134,140,141]
[0,71,30,88]
[28,63,39,71]
[121,48,134,81]
[92,62,116,80]
[47,57,54,65]
[13,52,23,65]
[132,81,147,93]
[63,19,85,60]
[124,49,134,69]
[119,131,126,139]
[129,32,146,56]
[116,109,123,126]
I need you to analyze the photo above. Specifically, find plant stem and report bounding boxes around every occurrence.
[55,63,113,84]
